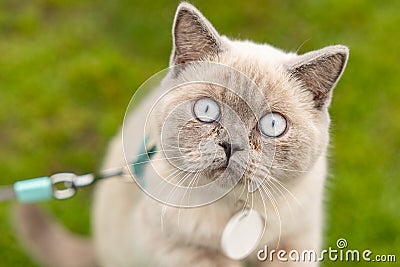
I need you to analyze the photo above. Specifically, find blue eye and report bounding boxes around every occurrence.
[193,98,220,123]
[258,112,287,137]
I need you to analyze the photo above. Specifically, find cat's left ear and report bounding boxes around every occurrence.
[287,45,349,109]
[170,2,223,66]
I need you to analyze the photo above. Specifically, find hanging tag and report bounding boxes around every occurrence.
[221,209,264,260]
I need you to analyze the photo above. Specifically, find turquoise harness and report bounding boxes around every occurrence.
[131,136,157,187]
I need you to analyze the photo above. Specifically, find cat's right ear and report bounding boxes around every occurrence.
[287,45,349,109]
[170,2,223,66]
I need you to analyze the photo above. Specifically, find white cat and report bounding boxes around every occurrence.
[15,3,348,267]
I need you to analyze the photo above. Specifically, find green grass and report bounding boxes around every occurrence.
[0,0,399,266]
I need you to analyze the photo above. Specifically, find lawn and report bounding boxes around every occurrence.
[0,0,399,266]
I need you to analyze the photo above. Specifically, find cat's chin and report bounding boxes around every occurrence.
[203,165,245,189]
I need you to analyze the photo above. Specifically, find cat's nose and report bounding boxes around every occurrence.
[219,142,243,160]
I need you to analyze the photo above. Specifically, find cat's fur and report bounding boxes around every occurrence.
[15,3,348,267]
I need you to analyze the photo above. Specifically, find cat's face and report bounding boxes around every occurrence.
[149,3,348,192]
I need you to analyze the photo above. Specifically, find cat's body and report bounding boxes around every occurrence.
[15,3,348,267]
[94,128,326,267]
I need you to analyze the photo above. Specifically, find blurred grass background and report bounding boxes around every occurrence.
[0,0,399,266]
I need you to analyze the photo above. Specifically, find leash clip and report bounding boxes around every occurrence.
[51,173,94,200]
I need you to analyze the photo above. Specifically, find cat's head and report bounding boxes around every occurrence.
[149,2,348,192]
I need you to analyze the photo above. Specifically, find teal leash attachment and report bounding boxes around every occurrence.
[6,173,96,203]
[0,171,121,203]
[0,136,157,203]
[132,136,157,187]
[13,177,53,202]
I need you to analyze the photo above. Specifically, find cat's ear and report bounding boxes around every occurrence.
[287,45,349,109]
[170,2,223,66]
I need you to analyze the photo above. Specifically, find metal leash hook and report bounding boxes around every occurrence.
[7,172,96,203]
[50,173,95,200]
[0,135,155,203]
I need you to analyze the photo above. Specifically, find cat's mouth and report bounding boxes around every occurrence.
[168,142,249,186]
[204,156,247,184]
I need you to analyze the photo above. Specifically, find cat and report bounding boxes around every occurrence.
[15,2,349,267]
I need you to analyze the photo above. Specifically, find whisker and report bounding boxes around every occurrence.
[185,171,202,205]
[134,148,190,157]
[265,180,295,220]
[254,181,269,242]
[295,37,312,53]
[162,144,193,150]
[259,182,282,250]
[131,155,191,167]
[161,170,198,230]
[232,179,248,208]
[166,171,195,228]
[176,171,204,227]
[269,165,308,173]
[269,177,302,208]
[161,204,168,233]
[160,167,195,231]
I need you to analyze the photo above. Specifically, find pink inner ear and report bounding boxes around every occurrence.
[171,4,222,65]
[288,46,348,109]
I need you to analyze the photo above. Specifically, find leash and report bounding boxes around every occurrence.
[0,170,119,203]
[0,138,157,203]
